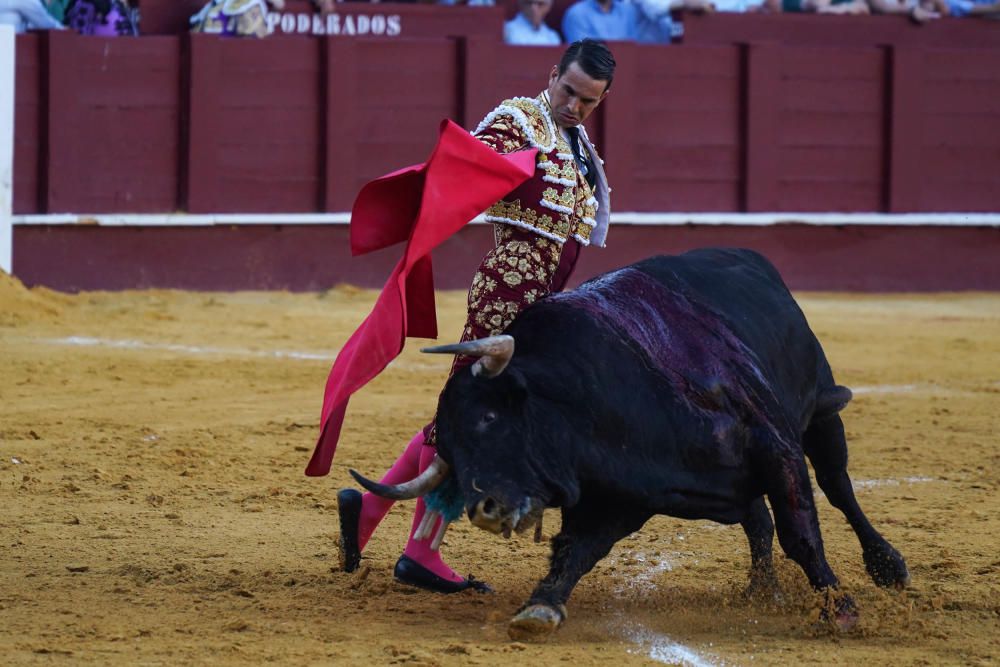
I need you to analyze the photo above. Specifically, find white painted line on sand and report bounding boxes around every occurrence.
[852,384,920,395]
[39,335,336,361]
[607,550,721,666]
[852,476,936,491]
[621,620,722,667]
[24,335,447,372]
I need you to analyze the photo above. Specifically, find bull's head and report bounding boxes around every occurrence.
[352,335,582,539]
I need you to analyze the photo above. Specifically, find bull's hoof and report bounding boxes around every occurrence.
[863,544,910,589]
[507,604,565,642]
[819,591,858,632]
[743,565,782,603]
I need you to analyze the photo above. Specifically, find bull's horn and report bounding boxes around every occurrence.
[421,335,514,378]
[349,456,450,501]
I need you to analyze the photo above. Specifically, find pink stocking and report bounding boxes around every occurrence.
[402,443,464,583]
[356,430,424,550]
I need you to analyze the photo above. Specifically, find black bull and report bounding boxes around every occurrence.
[361,248,909,639]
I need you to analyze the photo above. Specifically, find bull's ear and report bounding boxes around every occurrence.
[503,368,529,408]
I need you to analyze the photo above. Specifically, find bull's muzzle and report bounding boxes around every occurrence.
[468,496,505,534]
[468,495,544,541]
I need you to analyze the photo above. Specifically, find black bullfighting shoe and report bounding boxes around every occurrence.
[393,555,493,594]
[337,488,363,573]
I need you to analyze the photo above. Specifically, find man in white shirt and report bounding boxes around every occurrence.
[0,0,64,33]
[505,0,562,45]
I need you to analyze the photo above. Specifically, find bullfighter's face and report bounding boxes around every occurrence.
[435,367,573,538]
[546,61,609,129]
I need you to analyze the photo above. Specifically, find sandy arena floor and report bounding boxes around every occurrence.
[1,272,998,666]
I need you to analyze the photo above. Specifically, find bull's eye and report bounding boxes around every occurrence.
[480,410,498,426]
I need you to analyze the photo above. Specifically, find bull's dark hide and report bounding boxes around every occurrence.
[436,249,909,638]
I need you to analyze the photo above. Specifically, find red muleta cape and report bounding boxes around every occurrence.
[306,119,538,476]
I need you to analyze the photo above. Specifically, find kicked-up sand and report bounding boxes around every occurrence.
[1,271,998,665]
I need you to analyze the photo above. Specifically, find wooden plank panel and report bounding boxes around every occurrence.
[775,180,883,212]
[635,111,739,146]
[185,34,222,213]
[629,179,742,212]
[602,42,638,210]
[781,79,882,113]
[781,112,882,147]
[638,77,740,113]
[637,145,741,180]
[640,45,741,79]
[922,81,1000,114]
[324,38,357,211]
[43,34,181,213]
[217,107,320,143]
[888,46,922,213]
[777,146,883,182]
[205,38,321,212]
[923,49,1000,82]
[914,180,1000,211]
[918,146,1000,182]
[746,43,780,212]
[779,47,883,81]
[13,35,41,214]
[920,114,1000,149]
[216,143,318,174]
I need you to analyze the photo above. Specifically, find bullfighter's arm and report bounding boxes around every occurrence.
[473,113,531,156]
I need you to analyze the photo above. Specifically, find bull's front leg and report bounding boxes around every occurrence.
[508,499,651,642]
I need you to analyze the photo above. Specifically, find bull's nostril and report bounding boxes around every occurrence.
[482,498,497,518]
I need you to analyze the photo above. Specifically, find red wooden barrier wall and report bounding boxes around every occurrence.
[12,18,1000,216]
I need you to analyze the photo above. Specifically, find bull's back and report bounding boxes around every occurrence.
[637,249,831,418]
[576,248,832,432]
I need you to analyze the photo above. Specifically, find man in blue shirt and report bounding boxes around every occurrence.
[946,0,1000,16]
[505,0,561,45]
[562,0,640,43]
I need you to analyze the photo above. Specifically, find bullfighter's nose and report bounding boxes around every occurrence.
[469,496,504,533]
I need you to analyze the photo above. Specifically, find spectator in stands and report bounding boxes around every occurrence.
[631,0,715,44]
[0,0,64,32]
[562,0,640,42]
[55,0,139,35]
[778,0,870,14]
[866,0,946,22]
[190,0,285,37]
[709,0,776,10]
[944,0,998,17]
[312,0,334,15]
[505,0,561,44]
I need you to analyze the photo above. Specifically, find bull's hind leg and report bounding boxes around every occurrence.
[762,450,858,629]
[508,498,651,642]
[804,414,910,589]
[741,496,779,598]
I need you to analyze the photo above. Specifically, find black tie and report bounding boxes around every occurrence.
[566,127,596,190]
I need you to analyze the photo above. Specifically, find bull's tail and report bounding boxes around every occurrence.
[814,385,853,419]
